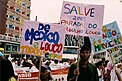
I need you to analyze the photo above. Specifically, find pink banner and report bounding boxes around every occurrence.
[60,1,104,37]
[20,20,66,60]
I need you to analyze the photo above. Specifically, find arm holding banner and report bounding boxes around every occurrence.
[67,63,77,81]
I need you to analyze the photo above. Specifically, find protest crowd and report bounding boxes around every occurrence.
[1,49,122,81]
[1,0,122,81]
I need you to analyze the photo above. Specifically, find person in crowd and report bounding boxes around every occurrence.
[67,46,99,81]
[120,57,122,63]
[44,60,53,80]
[45,60,51,71]
[0,59,17,81]
[69,57,76,65]
[111,57,122,81]
[0,51,4,60]
[95,61,104,81]
[104,61,113,81]
[105,60,109,67]
[40,65,53,81]
[101,58,106,67]
[22,58,33,68]
[11,57,18,67]
[114,63,122,81]
[50,59,61,69]
[35,58,40,70]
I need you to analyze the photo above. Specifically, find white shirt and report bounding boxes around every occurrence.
[97,68,103,81]
[111,68,122,81]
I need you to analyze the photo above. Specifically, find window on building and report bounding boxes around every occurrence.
[16,0,22,5]
[20,19,24,23]
[7,5,9,9]
[22,3,26,7]
[8,34,13,37]
[15,8,21,13]
[16,17,19,21]
[15,36,19,38]
[6,24,8,27]
[8,24,14,29]
[21,28,22,31]
[5,44,12,52]
[9,15,13,19]
[6,15,8,18]
[9,15,14,20]
[27,6,30,9]
[9,6,14,10]
[15,27,19,31]
[12,45,18,51]
[5,34,7,36]
[22,12,25,15]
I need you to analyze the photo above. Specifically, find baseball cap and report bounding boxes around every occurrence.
[0,52,3,57]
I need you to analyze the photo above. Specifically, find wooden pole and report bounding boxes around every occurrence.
[34,16,41,81]
[106,50,114,64]
[75,48,80,81]
[38,57,43,81]
[75,36,84,81]
[35,16,37,21]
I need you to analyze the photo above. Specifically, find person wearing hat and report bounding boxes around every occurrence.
[0,51,4,60]
[103,62,113,81]
[67,46,99,81]
[0,59,17,81]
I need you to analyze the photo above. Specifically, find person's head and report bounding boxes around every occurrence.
[106,62,113,71]
[45,60,51,66]
[95,61,104,69]
[54,59,58,64]
[105,60,109,67]
[0,59,16,81]
[117,63,122,70]
[101,58,105,62]
[80,46,91,61]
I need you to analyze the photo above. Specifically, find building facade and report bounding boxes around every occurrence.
[0,0,31,54]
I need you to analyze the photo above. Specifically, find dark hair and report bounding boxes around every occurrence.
[0,59,16,81]
[80,46,91,53]
[95,61,103,68]
[102,58,105,61]
[54,59,58,64]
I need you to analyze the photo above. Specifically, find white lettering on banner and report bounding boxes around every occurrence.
[18,73,31,78]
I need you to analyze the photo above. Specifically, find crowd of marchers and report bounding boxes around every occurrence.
[1,47,122,81]
[67,46,122,81]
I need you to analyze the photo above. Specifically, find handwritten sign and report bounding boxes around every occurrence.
[90,21,122,54]
[60,1,104,37]
[107,46,121,63]
[20,20,66,60]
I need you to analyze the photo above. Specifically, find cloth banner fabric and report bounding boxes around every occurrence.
[20,20,66,60]
[60,1,104,37]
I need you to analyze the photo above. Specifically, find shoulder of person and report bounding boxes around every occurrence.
[9,76,17,81]
[71,62,77,66]
[89,63,96,66]
[88,63,97,69]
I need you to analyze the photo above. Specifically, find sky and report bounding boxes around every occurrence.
[30,0,122,32]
